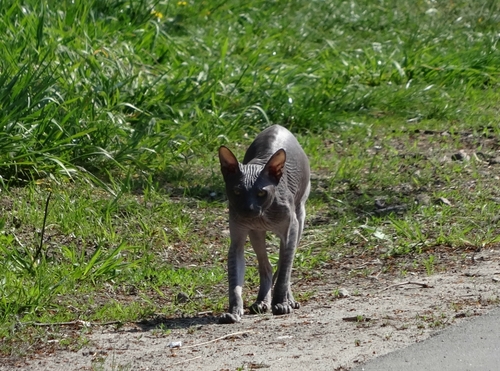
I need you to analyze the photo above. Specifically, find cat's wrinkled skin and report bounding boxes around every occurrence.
[218,125,310,324]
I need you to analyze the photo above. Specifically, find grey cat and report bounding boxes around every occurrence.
[218,125,310,324]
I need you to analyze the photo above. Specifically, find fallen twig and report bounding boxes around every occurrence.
[196,311,213,316]
[172,356,202,365]
[182,330,253,349]
[378,281,433,293]
[29,320,121,327]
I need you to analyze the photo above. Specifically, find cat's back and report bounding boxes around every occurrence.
[243,125,307,166]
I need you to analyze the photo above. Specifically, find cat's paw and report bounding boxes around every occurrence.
[271,301,299,315]
[249,301,270,314]
[218,312,241,324]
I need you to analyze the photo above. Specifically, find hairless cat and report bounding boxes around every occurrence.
[218,125,310,323]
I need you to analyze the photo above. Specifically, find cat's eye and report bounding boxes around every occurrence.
[257,189,267,197]
[233,187,241,195]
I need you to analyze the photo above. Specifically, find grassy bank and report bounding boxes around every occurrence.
[1,0,500,357]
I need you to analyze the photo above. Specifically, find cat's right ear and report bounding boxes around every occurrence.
[219,146,240,178]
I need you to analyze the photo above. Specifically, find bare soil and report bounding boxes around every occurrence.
[4,246,499,371]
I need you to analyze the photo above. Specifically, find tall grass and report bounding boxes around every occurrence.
[1,0,499,183]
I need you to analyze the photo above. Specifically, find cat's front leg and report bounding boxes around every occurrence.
[219,226,247,324]
[272,216,300,315]
[248,230,272,314]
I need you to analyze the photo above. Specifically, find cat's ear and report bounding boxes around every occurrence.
[263,148,286,185]
[219,146,240,177]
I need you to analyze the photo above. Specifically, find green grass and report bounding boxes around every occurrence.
[1,0,500,358]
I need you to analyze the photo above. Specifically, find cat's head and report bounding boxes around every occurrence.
[218,146,286,218]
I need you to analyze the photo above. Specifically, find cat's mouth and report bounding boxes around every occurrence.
[239,207,262,219]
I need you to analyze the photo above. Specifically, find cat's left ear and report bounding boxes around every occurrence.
[263,148,286,185]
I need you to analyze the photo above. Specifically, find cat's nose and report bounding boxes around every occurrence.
[244,203,260,217]
[249,204,261,213]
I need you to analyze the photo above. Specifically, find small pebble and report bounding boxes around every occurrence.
[337,288,350,298]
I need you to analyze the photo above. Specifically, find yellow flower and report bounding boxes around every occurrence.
[177,1,187,6]
[151,10,163,19]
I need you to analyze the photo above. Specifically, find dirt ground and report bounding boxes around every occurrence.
[4,245,499,371]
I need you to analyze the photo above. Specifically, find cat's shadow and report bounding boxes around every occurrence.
[120,315,220,334]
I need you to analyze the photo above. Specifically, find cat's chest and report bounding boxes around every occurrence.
[230,205,289,232]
